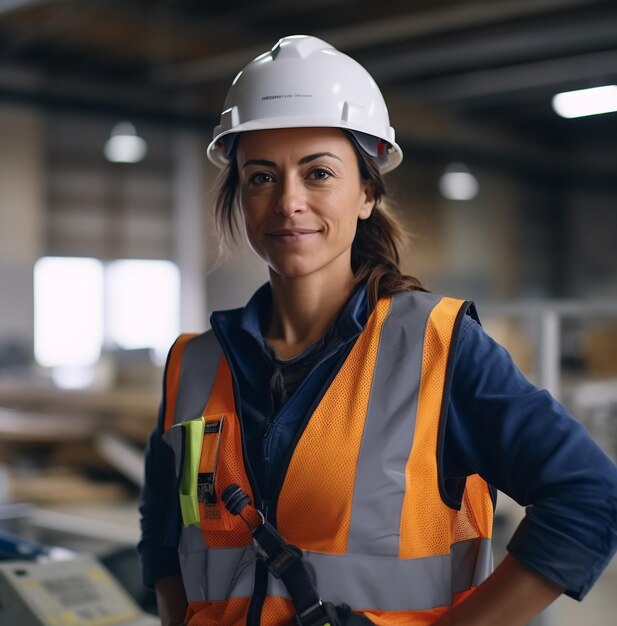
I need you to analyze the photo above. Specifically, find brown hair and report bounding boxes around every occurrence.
[212,130,424,310]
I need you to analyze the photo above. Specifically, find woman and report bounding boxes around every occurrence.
[139,35,617,626]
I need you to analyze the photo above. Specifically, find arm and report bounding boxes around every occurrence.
[138,407,186,622]
[155,576,188,626]
[442,316,617,610]
[434,554,563,626]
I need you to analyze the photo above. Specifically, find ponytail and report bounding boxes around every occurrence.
[345,132,424,310]
[351,204,424,310]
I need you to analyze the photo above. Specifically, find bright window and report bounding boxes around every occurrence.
[106,259,180,355]
[34,257,180,375]
[34,257,104,368]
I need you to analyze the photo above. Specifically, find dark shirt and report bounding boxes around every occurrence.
[210,283,367,504]
[139,284,617,601]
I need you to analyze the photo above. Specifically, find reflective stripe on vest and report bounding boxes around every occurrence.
[162,291,494,624]
[178,537,491,608]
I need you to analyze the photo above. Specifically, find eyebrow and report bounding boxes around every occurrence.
[299,152,342,164]
[242,152,342,169]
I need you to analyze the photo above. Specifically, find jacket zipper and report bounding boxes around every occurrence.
[268,341,355,525]
[213,326,357,623]
[210,324,266,626]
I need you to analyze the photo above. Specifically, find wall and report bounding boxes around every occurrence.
[0,104,45,360]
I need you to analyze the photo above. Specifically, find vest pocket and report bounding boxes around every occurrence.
[198,415,232,531]
[163,415,232,531]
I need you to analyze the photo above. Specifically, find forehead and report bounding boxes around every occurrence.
[236,127,356,162]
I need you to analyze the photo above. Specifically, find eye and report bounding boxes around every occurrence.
[307,167,333,181]
[249,172,275,185]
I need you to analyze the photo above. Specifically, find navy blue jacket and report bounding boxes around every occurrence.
[139,284,617,601]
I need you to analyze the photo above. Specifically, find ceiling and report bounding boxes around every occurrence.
[1,0,616,165]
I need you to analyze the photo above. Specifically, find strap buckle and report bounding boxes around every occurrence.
[252,522,303,578]
[294,600,340,626]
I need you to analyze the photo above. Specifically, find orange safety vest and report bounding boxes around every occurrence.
[161,291,494,626]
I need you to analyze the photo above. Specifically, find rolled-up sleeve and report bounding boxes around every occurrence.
[444,315,617,600]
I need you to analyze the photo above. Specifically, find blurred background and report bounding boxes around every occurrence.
[0,1,616,625]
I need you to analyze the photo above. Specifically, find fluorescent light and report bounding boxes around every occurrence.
[104,121,148,163]
[439,163,479,201]
[34,257,104,368]
[552,85,617,119]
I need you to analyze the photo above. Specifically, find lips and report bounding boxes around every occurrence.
[266,228,321,243]
[268,228,321,236]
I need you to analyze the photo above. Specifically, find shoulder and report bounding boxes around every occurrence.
[389,289,472,311]
[450,309,537,396]
[177,328,221,356]
[382,291,521,379]
[388,289,443,308]
[163,330,223,393]
[385,290,477,331]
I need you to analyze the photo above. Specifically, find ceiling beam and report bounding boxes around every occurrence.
[0,62,213,128]
[398,49,617,105]
[152,0,606,87]
[365,14,617,84]
[0,0,55,16]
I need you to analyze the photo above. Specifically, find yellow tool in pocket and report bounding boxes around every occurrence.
[178,416,224,527]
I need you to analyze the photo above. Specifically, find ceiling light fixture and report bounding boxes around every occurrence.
[104,121,148,163]
[552,85,617,119]
[438,163,479,201]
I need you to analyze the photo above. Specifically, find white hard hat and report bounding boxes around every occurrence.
[207,35,403,173]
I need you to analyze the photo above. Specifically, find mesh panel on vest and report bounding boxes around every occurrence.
[400,298,462,558]
[361,587,477,625]
[400,297,492,558]
[199,358,255,549]
[454,474,493,542]
[186,597,249,626]
[452,488,481,543]
[260,596,295,625]
[277,298,391,553]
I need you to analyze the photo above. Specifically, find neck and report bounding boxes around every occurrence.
[266,267,355,360]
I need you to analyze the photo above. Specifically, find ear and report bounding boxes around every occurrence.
[358,181,375,220]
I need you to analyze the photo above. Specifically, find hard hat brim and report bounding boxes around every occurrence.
[207,121,403,174]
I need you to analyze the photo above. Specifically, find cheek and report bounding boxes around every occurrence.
[241,211,259,246]
[241,210,269,261]
[239,194,259,233]
[342,218,360,246]
[340,196,366,236]
[240,190,270,227]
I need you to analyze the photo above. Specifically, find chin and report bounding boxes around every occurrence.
[269,266,315,280]
[266,256,324,277]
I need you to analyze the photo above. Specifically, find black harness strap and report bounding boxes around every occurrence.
[223,484,351,626]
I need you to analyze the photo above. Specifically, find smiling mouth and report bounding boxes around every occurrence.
[266,229,322,242]
[268,229,321,236]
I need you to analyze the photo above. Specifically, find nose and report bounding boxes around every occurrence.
[275,176,307,217]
